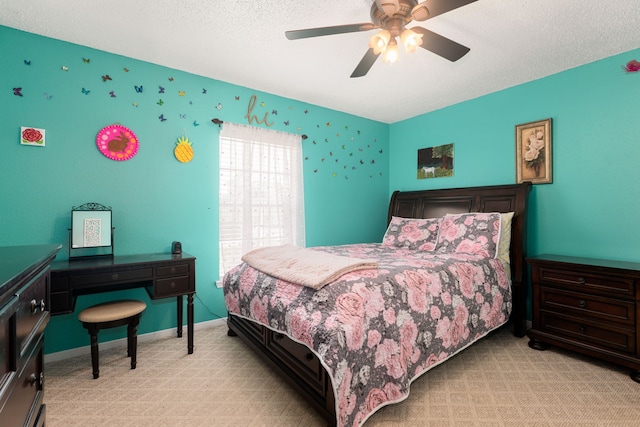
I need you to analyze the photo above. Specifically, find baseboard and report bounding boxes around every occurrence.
[44,317,227,363]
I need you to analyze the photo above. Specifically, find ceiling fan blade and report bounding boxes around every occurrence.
[350,48,381,78]
[412,26,470,61]
[285,23,376,40]
[421,0,478,20]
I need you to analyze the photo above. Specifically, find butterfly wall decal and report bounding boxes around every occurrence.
[134,85,143,93]
[61,66,68,71]
[24,60,31,65]
[109,91,116,97]
[193,121,199,127]
[81,88,90,95]
[44,93,52,100]
[202,89,207,94]
[157,99,164,106]
[83,58,90,64]
[159,114,167,122]
[179,114,186,119]
[168,77,174,82]
[178,91,185,96]
[102,75,112,82]
[13,87,23,96]
[158,86,165,93]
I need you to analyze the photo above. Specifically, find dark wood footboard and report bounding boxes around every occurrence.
[227,313,337,425]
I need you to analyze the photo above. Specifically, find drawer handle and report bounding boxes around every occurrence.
[170,281,176,289]
[577,277,586,284]
[578,300,586,308]
[170,267,176,274]
[112,273,119,280]
[30,299,47,314]
[29,372,43,387]
[579,325,587,333]
[305,352,314,361]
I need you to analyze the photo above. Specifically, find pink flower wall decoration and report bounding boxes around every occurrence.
[622,59,640,73]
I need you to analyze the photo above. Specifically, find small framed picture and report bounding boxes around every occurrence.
[21,127,46,146]
[515,118,552,184]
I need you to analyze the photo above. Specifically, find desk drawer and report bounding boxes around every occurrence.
[154,276,192,298]
[156,264,190,277]
[71,268,153,287]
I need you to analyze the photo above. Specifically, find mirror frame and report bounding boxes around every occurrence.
[69,202,114,259]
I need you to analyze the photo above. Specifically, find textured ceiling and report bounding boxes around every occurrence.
[1,0,639,123]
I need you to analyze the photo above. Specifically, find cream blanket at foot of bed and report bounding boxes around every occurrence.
[241,244,378,290]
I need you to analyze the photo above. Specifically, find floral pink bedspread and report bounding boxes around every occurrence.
[223,243,511,427]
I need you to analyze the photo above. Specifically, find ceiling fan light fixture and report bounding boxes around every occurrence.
[369,29,391,54]
[400,28,423,53]
[382,38,399,63]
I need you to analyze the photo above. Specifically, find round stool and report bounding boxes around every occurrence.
[78,299,146,379]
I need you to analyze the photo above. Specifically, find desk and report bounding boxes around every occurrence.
[50,252,196,354]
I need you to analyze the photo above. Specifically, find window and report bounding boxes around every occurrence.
[219,122,305,277]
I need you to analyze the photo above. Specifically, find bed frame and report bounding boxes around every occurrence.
[227,182,531,425]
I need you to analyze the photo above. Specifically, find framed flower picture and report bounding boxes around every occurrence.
[515,118,552,184]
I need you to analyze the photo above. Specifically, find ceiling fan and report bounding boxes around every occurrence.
[285,0,477,78]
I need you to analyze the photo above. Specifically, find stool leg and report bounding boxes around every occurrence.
[87,324,100,379]
[128,315,141,370]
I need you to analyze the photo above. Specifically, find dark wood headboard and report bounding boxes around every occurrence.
[387,183,532,337]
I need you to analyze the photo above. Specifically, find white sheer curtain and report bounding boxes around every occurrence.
[219,122,305,276]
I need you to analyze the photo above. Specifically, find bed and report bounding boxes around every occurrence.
[223,183,531,426]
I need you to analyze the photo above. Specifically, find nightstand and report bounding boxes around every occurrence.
[527,255,640,382]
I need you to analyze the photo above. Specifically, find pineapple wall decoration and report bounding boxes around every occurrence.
[174,134,194,163]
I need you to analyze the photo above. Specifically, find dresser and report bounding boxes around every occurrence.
[527,255,640,382]
[0,244,61,427]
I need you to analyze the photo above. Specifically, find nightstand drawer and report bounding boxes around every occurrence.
[540,312,636,354]
[538,266,635,297]
[540,287,635,326]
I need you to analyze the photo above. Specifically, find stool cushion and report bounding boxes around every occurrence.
[79,300,146,323]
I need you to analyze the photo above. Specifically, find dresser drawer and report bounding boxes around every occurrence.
[155,263,190,277]
[15,269,49,356]
[540,286,635,326]
[153,276,192,298]
[540,311,636,354]
[0,294,19,390]
[538,266,635,297]
[0,336,44,427]
[266,331,324,395]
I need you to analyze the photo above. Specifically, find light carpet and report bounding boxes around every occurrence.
[45,324,640,426]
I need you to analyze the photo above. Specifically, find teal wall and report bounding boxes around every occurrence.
[0,26,390,354]
[389,47,640,261]
[3,24,638,354]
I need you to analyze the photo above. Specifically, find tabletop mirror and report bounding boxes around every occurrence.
[69,202,114,259]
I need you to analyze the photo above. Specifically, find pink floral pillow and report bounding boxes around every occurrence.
[435,212,501,258]
[382,216,440,251]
